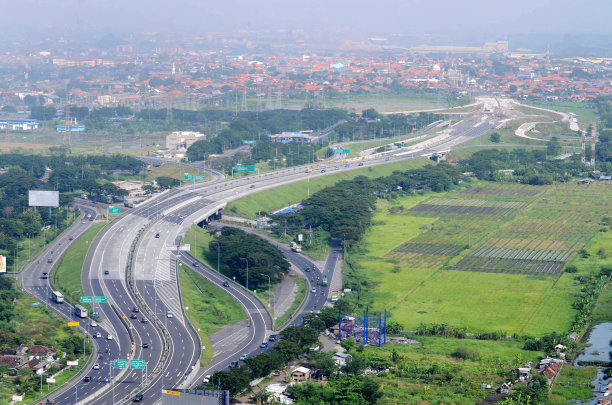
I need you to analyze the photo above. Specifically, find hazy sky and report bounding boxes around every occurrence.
[4,0,612,40]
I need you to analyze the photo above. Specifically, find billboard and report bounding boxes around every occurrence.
[0,255,5,273]
[28,191,59,207]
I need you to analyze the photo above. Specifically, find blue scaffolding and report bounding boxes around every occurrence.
[338,308,387,347]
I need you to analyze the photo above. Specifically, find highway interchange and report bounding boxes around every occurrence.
[19,109,496,404]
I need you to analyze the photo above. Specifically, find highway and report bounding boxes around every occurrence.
[17,111,495,404]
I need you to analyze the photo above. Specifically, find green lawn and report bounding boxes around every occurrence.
[178,266,246,366]
[225,158,430,218]
[52,223,105,307]
[521,100,598,125]
[185,225,216,270]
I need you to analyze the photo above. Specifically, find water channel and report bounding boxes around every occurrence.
[576,322,612,404]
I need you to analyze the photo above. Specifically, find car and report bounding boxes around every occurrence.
[89,217,94,221]
[104,270,110,275]
[250,185,255,188]
[271,370,281,376]
[84,376,92,382]
[93,363,100,370]
[141,317,148,323]
[385,157,390,161]
[179,215,185,219]
[320,169,326,173]
[142,342,149,348]
[154,233,160,238]
[268,334,278,342]
[41,274,47,279]
[47,258,53,263]
[345,163,350,167]
[239,354,248,361]
[193,262,199,267]
[305,267,310,272]
[90,321,97,327]
[107,334,113,340]
[260,342,269,348]
[222,281,230,287]
[95,332,102,338]
[358,162,364,166]
[334,166,339,170]
[166,311,173,318]
[311,288,316,293]
[69,236,74,241]
[133,393,144,402]
[230,361,239,367]
[133,307,140,313]
[202,375,211,383]
[130,313,137,319]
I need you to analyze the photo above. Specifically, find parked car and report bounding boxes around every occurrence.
[260,342,269,348]
[230,361,239,367]
[268,334,278,342]
[202,375,211,383]
[239,354,248,361]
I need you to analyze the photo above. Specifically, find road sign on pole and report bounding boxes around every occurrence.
[242,140,256,145]
[343,149,351,154]
[246,165,256,172]
[80,296,93,303]
[114,359,126,369]
[184,173,194,180]
[108,207,120,214]
[130,360,145,369]
[195,175,206,181]
[235,165,245,172]
[94,296,108,303]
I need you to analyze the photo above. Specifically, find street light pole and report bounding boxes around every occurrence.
[240,257,249,290]
[264,274,271,308]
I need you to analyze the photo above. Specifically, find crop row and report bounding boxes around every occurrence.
[459,186,543,197]
[385,251,450,269]
[409,204,517,217]
[425,197,525,209]
[485,237,569,251]
[470,246,572,262]
[449,256,565,275]
[392,243,465,256]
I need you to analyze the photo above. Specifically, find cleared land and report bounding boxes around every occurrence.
[347,182,611,335]
[226,157,429,218]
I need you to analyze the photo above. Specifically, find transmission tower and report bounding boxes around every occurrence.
[63,106,72,146]
[241,88,247,111]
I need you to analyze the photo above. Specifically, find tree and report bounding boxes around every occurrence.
[155,176,180,188]
[489,132,501,143]
[509,84,518,93]
[546,136,562,157]
[307,351,337,378]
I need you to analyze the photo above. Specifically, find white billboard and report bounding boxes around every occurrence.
[29,191,59,207]
[0,255,5,273]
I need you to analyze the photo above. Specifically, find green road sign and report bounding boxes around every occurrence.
[246,166,256,172]
[343,149,351,154]
[80,296,93,303]
[114,359,127,369]
[242,140,256,145]
[94,296,108,303]
[333,149,342,154]
[195,175,206,181]
[108,207,120,214]
[130,359,146,369]
[184,174,194,180]
[235,165,245,172]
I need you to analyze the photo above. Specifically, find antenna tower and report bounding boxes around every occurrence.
[590,123,597,169]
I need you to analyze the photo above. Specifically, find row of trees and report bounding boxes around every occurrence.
[334,111,442,142]
[208,227,290,290]
[272,163,463,243]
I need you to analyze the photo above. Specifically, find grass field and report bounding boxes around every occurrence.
[368,335,544,404]
[274,277,307,329]
[145,164,208,183]
[225,158,430,218]
[178,266,245,366]
[521,100,598,125]
[52,223,105,307]
[346,182,612,335]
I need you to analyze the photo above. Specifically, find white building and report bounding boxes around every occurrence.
[166,131,206,151]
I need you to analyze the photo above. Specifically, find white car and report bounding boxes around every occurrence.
[95,332,102,338]
[166,311,173,318]
[202,375,211,383]
[90,321,97,327]
[93,363,100,370]
[107,334,113,340]
[311,288,316,293]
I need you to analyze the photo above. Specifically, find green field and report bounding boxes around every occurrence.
[346,182,611,335]
[550,365,597,404]
[52,223,105,306]
[225,158,429,218]
[178,266,245,366]
[367,335,544,404]
[521,100,598,125]
[274,277,307,329]
[145,164,209,183]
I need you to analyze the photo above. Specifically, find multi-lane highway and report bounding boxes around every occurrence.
[17,111,496,404]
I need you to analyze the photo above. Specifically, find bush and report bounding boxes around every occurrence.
[565,264,578,273]
[451,346,481,361]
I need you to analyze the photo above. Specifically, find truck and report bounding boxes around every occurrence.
[306,167,313,173]
[330,291,339,302]
[123,202,134,208]
[290,242,302,252]
[320,277,328,287]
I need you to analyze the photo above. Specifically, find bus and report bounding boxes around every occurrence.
[52,291,64,303]
[74,305,88,318]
